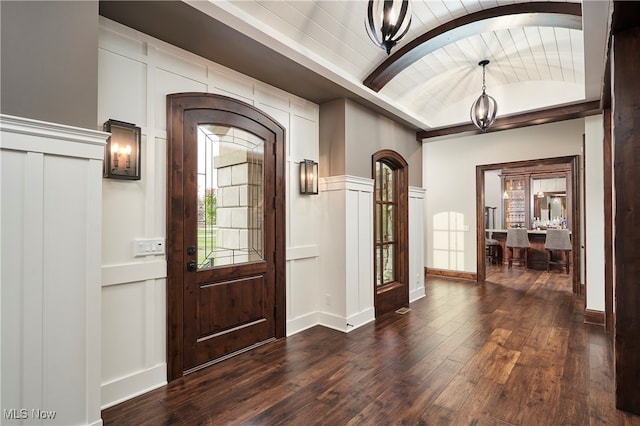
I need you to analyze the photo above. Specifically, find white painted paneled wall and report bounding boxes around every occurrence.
[318,176,376,332]
[584,115,605,312]
[0,115,108,426]
[317,178,427,332]
[98,17,320,408]
[409,187,427,302]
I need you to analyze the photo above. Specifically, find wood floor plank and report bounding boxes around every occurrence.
[519,332,569,425]
[501,318,533,352]
[102,267,640,426]
[388,358,465,424]
[489,363,537,424]
[432,373,476,411]
[451,377,504,425]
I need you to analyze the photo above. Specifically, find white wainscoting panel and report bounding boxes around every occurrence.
[346,185,375,326]
[318,176,375,332]
[286,257,320,335]
[409,187,427,302]
[317,180,347,330]
[0,114,107,426]
[100,279,167,409]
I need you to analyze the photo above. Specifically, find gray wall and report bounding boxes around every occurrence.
[319,99,346,178]
[0,1,99,129]
[345,100,421,186]
[320,99,422,186]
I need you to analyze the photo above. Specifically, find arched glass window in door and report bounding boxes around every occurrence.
[373,150,409,316]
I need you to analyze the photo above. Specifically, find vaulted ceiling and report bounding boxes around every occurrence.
[100,1,611,133]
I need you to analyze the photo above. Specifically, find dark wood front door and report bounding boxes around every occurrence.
[166,93,285,380]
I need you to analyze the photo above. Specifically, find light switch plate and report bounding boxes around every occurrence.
[134,238,165,257]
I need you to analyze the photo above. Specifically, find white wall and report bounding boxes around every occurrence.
[422,117,606,311]
[584,115,605,311]
[409,187,427,302]
[98,18,320,408]
[1,115,107,426]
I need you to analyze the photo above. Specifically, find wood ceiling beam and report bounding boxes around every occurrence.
[364,2,582,93]
[416,100,601,141]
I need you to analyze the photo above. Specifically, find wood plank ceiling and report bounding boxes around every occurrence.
[100,0,610,132]
[227,0,598,130]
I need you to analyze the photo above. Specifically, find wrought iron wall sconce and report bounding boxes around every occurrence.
[299,159,319,195]
[103,119,141,180]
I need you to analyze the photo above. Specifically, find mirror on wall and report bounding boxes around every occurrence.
[483,166,572,236]
[531,177,567,229]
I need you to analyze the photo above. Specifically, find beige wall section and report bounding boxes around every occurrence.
[423,118,584,274]
[320,99,422,186]
[422,117,606,312]
[319,99,346,177]
[345,99,422,186]
[0,1,99,129]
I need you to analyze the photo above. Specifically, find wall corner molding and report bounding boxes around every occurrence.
[0,114,108,160]
[319,175,374,193]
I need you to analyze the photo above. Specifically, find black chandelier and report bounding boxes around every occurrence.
[470,60,498,132]
[365,0,412,55]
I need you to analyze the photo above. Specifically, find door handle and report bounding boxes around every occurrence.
[187,260,197,272]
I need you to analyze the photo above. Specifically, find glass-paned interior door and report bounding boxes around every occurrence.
[375,161,397,286]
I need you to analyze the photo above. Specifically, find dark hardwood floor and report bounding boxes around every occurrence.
[102,266,640,425]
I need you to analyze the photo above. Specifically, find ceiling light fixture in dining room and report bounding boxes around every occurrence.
[365,0,412,55]
[470,60,498,132]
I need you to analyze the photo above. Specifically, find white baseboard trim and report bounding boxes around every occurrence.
[101,363,167,409]
[346,308,375,332]
[317,311,349,332]
[286,312,319,336]
[410,287,426,303]
[317,308,375,333]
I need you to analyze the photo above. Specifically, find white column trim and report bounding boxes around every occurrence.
[86,157,105,426]
[1,114,108,426]
[409,186,426,199]
[409,186,427,303]
[319,175,374,193]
